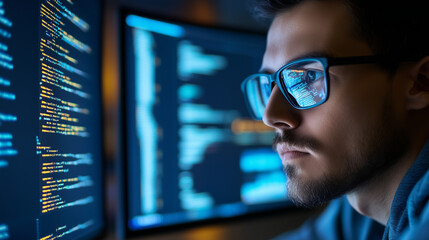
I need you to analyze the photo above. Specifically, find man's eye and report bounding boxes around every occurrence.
[306,70,323,82]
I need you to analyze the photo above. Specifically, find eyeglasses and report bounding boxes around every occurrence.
[241,55,398,120]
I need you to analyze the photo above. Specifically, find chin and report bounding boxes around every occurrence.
[285,165,349,208]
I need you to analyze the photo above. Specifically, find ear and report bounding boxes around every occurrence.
[406,56,429,110]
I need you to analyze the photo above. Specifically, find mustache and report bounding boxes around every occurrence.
[273,132,320,152]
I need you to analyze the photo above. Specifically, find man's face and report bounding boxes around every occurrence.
[262,1,409,207]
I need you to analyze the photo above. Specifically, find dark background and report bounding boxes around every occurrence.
[101,0,324,239]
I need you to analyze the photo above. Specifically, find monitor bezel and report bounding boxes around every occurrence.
[93,0,108,239]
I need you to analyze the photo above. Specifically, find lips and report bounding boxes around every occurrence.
[276,143,310,162]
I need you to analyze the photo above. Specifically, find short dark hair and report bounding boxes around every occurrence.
[251,0,429,60]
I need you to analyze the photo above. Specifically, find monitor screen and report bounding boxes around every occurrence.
[0,0,104,239]
[121,11,293,236]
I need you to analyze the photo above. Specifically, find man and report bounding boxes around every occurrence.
[241,0,429,239]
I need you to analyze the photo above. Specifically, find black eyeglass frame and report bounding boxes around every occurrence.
[241,55,412,119]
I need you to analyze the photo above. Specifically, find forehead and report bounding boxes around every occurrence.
[263,0,373,71]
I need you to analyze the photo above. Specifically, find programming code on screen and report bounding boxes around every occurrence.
[123,14,292,232]
[0,0,103,239]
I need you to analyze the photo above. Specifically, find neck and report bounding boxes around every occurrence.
[346,142,423,225]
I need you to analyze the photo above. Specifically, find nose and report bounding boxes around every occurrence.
[262,85,300,130]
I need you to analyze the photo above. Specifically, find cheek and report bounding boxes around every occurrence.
[323,69,391,137]
[307,112,356,174]
[294,69,393,178]
[329,67,392,119]
[301,83,390,176]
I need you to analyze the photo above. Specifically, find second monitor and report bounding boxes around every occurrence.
[121,12,292,237]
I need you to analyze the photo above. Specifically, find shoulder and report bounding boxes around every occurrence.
[396,143,429,238]
[407,168,429,223]
[393,167,429,239]
[399,202,429,240]
[386,157,429,238]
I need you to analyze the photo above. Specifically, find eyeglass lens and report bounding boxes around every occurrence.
[244,59,328,119]
[282,60,327,108]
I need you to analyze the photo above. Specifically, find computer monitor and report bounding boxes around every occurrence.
[121,11,293,237]
[0,0,104,239]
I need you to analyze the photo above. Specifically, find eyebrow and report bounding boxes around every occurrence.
[259,51,335,74]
